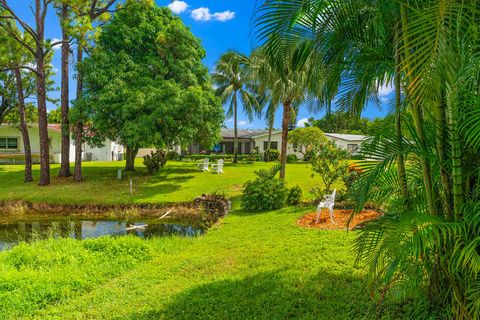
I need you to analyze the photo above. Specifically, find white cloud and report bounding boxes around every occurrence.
[50,37,62,50]
[167,1,188,14]
[238,120,248,126]
[191,7,235,22]
[378,82,395,99]
[213,11,235,22]
[297,118,309,128]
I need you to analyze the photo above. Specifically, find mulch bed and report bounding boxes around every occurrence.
[298,209,382,230]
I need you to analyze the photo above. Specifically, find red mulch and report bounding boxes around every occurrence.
[298,209,382,230]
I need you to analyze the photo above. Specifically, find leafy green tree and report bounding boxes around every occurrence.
[47,107,62,123]
[80,1,224,171]
[311,142,349,194]
[289,127,328,160]
[211,51,259,163]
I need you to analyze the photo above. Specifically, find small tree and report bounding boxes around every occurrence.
[311,142,350,194]
[289,127,328,161]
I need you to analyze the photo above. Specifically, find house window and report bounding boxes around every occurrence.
[263,141,278,150]
[0,137,18,150]
[347,144,358,153]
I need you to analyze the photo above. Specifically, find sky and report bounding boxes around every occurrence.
[8,0,392,129]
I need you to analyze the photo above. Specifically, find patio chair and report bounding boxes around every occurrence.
[211,159,224,174]
[197,158,210,172]
[316,189,336,223]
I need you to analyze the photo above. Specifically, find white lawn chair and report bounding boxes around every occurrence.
[211,159,224,174]
[316,189,336,223]
[197,158,210,172]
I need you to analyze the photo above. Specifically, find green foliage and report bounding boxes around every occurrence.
[264,149,279,161]
[312,142,350,194]
[286,154,298,163]
[242,164,287,211]
[47,107,62,123]
[286,185,302,205]
[80,2,224,153]
[289,127,328,159]
[166,150,179,161]
[143,149,167,175]
[305,113,391,136]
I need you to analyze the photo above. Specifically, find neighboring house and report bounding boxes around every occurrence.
[186,129,368,159]
[0,123,124,164]
[323,133,368,154]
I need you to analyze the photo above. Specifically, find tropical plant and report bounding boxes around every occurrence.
[289,127,328,160]
[311,142,350,194]
[241,164,288,211]
[211,51,260,164]
[256,1,480,317]
[143,149,167,175]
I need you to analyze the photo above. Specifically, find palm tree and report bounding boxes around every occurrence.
[249,45,321,179]
[254,0,480,317]
[211,51,260,163]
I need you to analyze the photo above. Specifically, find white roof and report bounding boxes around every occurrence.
[324,133,368,141]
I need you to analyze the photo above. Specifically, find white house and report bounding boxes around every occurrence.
[186,128,368,159]
[0,124,124,164]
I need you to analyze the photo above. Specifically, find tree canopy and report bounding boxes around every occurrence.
[80,1,224,169]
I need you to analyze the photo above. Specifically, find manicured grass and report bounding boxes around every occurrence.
[0,206,411,319]
[0,160,331,205]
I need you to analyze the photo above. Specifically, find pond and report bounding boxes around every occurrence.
[0,215,205,251]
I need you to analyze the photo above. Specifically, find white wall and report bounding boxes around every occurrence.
[253,131,304,159]
[327,137,364,153]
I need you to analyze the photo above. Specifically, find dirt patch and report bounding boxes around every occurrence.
[298,209,382,230]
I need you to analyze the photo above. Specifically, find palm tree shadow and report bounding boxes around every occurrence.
[125,270,383,320]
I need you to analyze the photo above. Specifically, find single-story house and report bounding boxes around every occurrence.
[187,129,368,159]
[0,123,124,164]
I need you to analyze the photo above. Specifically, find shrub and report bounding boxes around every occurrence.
[241,164,287,211]
[264,149,279,161]
[166,150,179,161]
[286,185,302,205]
[143,149,167,174]
[286,154,298,163]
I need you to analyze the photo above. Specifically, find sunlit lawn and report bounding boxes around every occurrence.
[0,205,411,319]
[0,160,330,205]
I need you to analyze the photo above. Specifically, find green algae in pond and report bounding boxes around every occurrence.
[0,215,205,251]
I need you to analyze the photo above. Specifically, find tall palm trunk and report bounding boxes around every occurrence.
[73,45,84,182]
[266,116,274,162]
[279,100,291,179]
[59,3,71,178]
[14,68,33,183]
[233,91,238,164]
[35,0,50,186]
[446,93,463,218]
[435,89,453,218]
[394,37,408,200]
[400,5,436,215]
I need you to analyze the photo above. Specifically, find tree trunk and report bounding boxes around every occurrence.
[435,89,453,218]
[73,46,84,182]
[59,3,71,178]
[14,68,33,183]
[400,5,436,215]
[266,118,273,162]
[125,146,138,171]
[233,91,238,164]
[446,93,463,219]
[279,101,291,179]
[35,0,50,186]
[394,44,407,200]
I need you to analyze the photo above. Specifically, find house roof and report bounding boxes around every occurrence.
[1,123,62,133]
[221,128,270,139]
[324,133,368,141]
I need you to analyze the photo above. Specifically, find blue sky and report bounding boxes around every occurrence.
[10,0,391,129]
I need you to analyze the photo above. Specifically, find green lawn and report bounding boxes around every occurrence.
[0,205,412,319]
[0,160,327,205]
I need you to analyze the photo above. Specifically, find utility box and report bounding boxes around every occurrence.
[117,169,123,180]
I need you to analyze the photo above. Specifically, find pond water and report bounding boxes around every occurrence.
[0,215,205,251]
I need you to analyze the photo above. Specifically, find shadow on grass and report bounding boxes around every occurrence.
[230,203,313,218]
[126,270,381,320]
